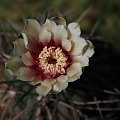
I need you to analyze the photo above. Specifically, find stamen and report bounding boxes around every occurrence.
[38,46,67,77]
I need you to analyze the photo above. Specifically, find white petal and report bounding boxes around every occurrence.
[68,72,82,82]
[43,19,57,33]
[57,75,68,83]
[67,62,82,77]
[22,51,35,66]
[54,25,67,40]
[83,40,94,57]
[22,33,28,48]
[73,55,89,67]
[62,39,72,51]
[39,28,51,45]
[22,33,42,53]
[4,69,14,80]
[71,37,87,55]
[17,67,35,81]
[4,69,13,76]
[43,19,57,29]
[53,82,68,92]
[36,85,51,96]
[25,19,41,39]
[30,75,42,85]
[13,38,27,56]
[41,79,56,87]
[5,57,24,75]
[68,22,81,36]
[51,17,66,27]
[22,32,42,52]
[22,33,40,51]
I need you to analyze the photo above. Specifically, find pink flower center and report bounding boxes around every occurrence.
[38,46,68,78]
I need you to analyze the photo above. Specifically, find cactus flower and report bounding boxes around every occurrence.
[5,17,94,96]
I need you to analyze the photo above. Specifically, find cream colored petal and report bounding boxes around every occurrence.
[36,85,51,96]
[83,40,94,57]
[43,19,57,33]
[67,62,82,77]
[41,79,56,87]
[62,39,72,51]
[22,32,41,52]
[57,75,68,83]
[13,38,27,56]
[30,75,42,85]
[5,57,25,75]
[71,37,87,55]
[22,33,42,53]
[39,28,51,45]
[68,72,82,82]
[30,80,42,85]
[25,19,41,39]
[22,51,35,66]
[73,55,89,67]
[17,67,35,81]
[22,33,28,48]
[4,69,13,76]
[68,22,81,36]
[54,25,67,40]
[4,69,14,80]
[53,81,68,92]
[50,17,66,27]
